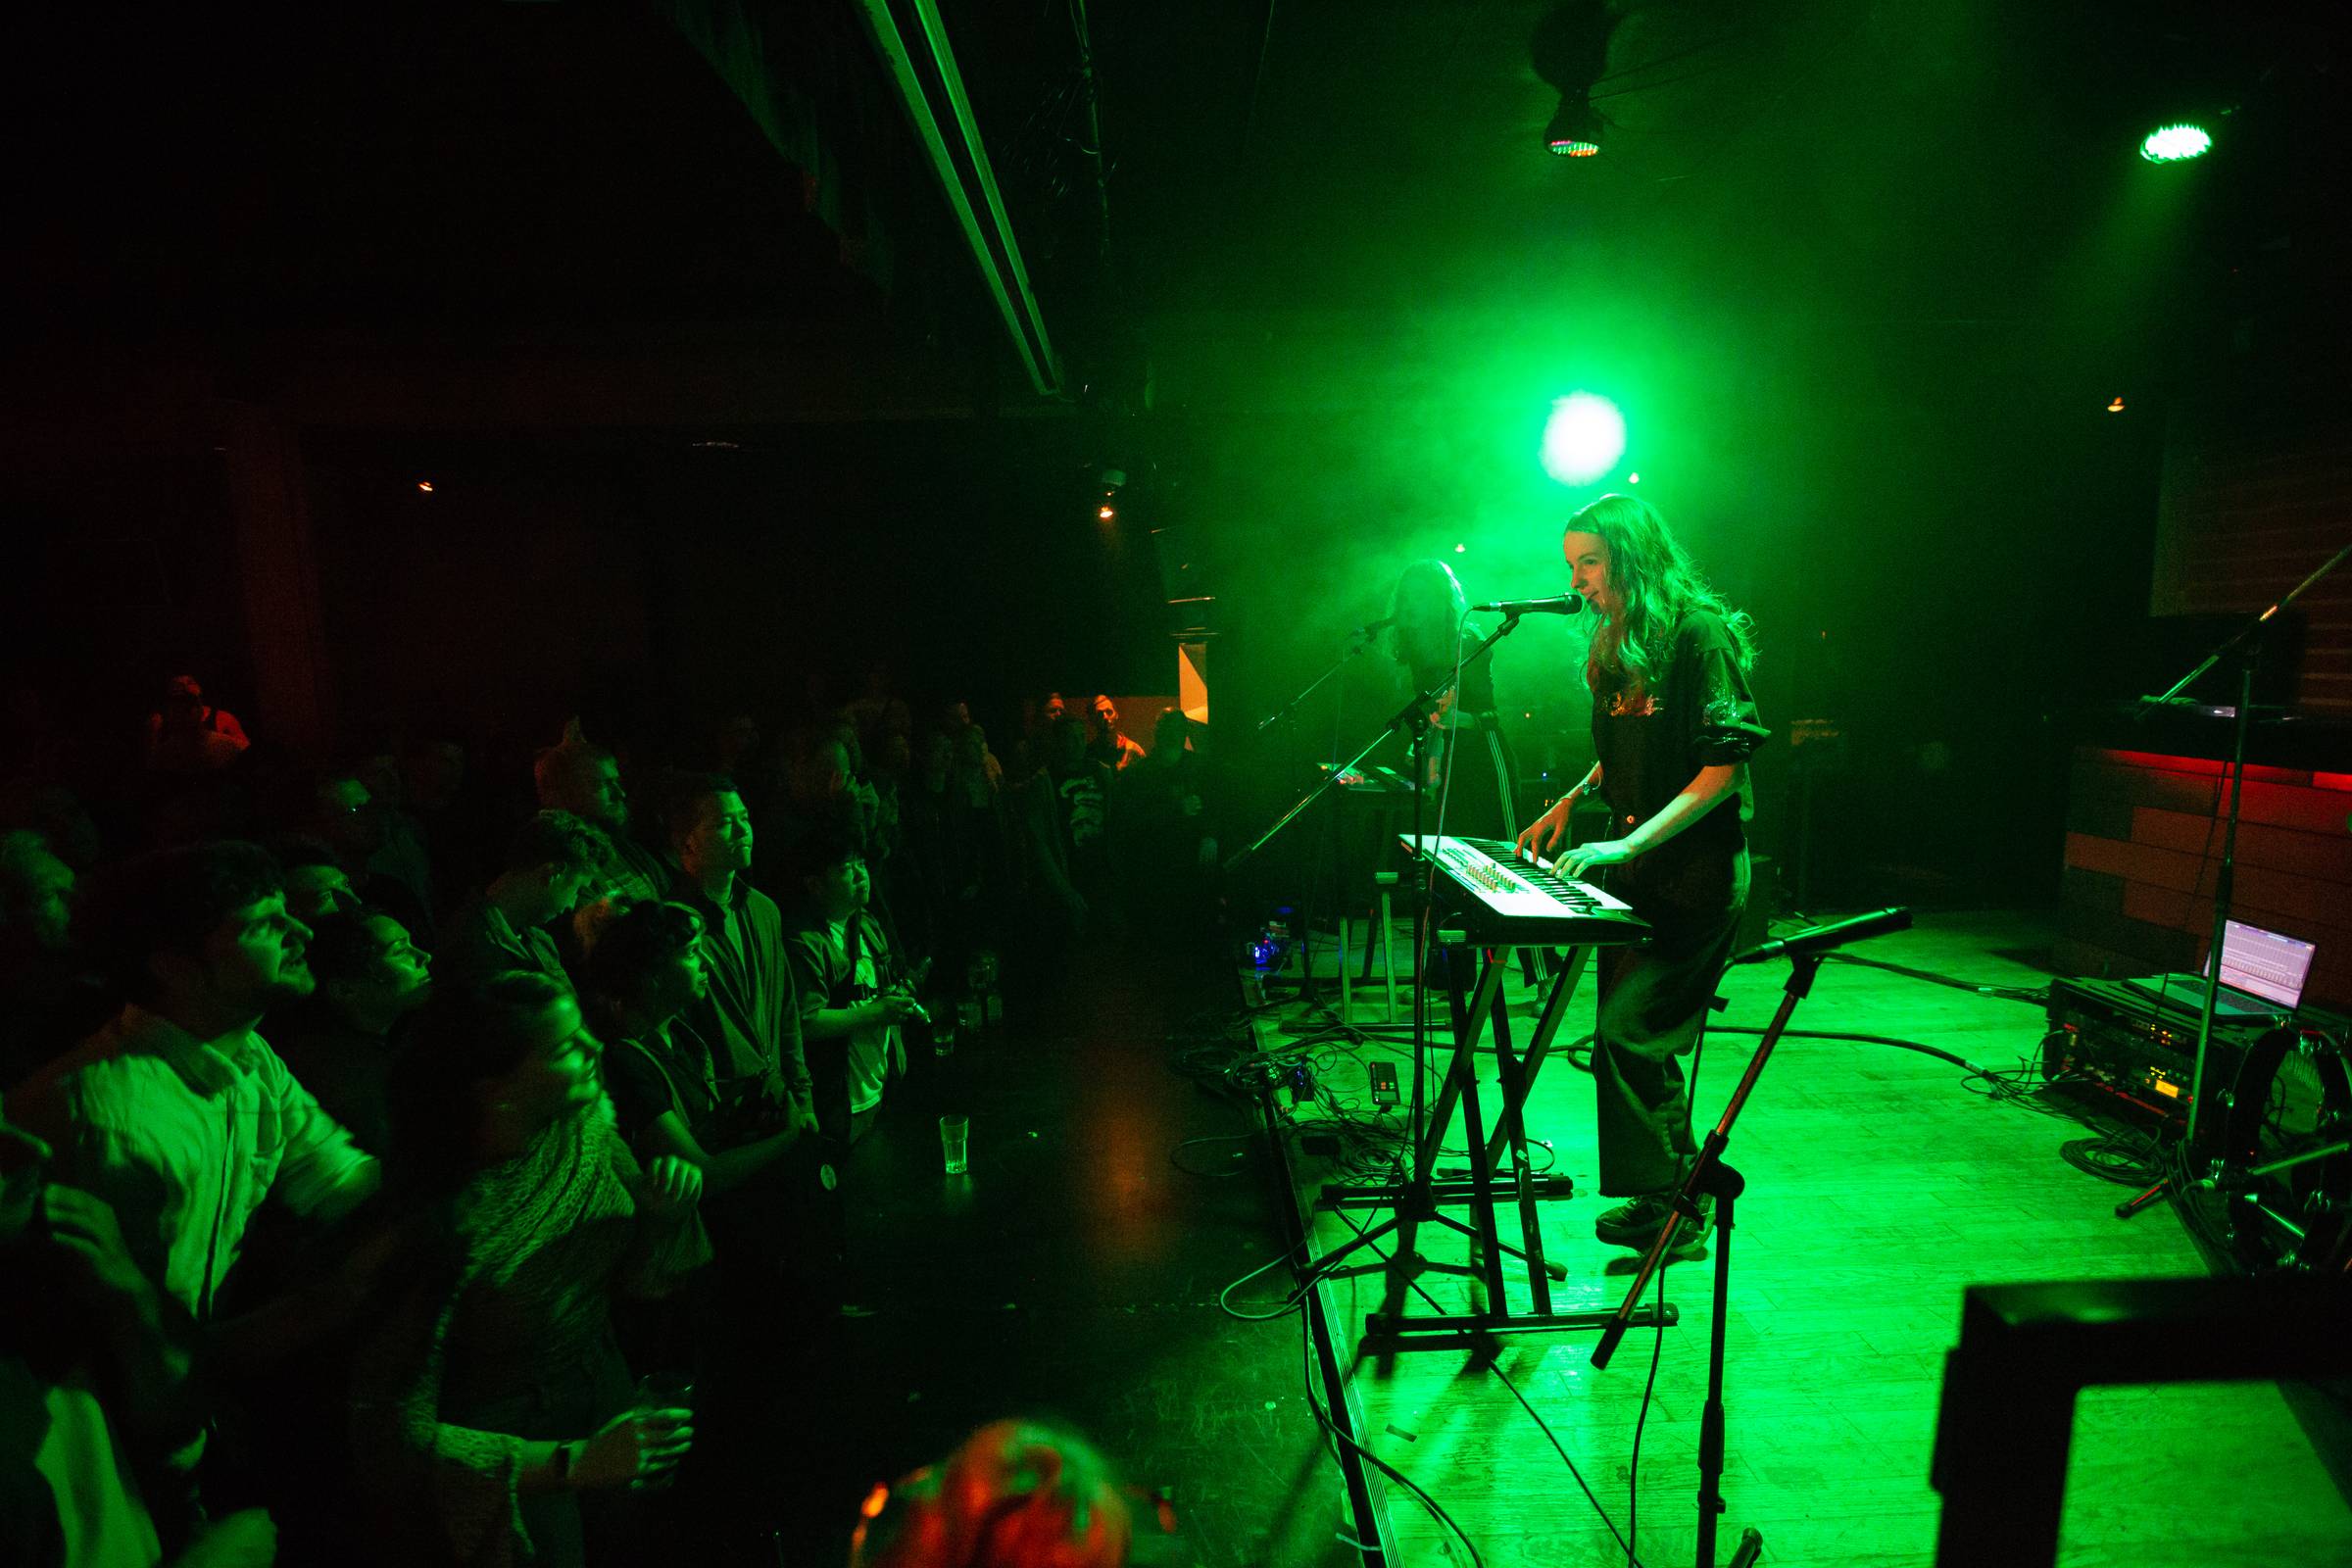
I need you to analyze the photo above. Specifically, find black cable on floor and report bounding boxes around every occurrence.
[1325,1207,1644,1567]
[1294,1290,1485,1568]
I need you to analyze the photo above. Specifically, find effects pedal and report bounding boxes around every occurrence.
[1367,1060,1400,1107]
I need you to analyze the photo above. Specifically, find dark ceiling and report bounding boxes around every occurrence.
[1,1,2343,415]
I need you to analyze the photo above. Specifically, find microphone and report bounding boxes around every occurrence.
[1471,594,1585,617]
[1731,906,1912,965]
[1354,614,1396,637]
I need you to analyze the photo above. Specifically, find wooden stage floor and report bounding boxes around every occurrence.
[1255,909,2352,1568]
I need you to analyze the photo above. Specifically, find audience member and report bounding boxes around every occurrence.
[660,774,817,1145]
[756,728,858,891]
[589,902,809,1197]
[850,1419,1137,1568]
[0,1093,277,1568]
[143,675,249,774]
[438,809,611,987]
[0,830,107,1084]
[267,834,358,928]
[274,906,432,1152]
[786,832,917,1147]
[534,723,667,906]
[353,748,439,939]
[10,842,379,1318]
[355,972,706,1568]
[1085,696,1147,773]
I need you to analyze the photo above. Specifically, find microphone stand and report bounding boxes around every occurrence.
[1250,623,1387,737]
[1590,906,1912,1568]
[1240,624,1386,1017]
[2123,539,2348,1187]
[1250,613,1542,1304]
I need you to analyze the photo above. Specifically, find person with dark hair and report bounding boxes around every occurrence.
[1517,494,1768,1259]
[753,728,858,895]
[352,748,440,942]
[1084,696,1146,773]
[355,971,706,1568]
[1390,556,1528,846]
[143,674,248,774]
[267,834,357,928]
[1014,716,1111,942]
[438,810,612,988]
[534,722,666,907]
[274,906,432,1152]
[587,902,809,1197]
[659,773,816,1147]
[9,842,379,1318]
[851,1419,1138,1568]
[0,830,108,1086]
[786,832,918,1147]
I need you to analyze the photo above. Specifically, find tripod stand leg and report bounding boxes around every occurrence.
[1485,959,1556,1314]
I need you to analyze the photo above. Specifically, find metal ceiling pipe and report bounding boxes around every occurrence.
[854,0,1063,397]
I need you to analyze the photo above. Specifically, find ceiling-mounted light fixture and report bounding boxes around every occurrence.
[1545,91,1603,157]
[2139,122,2213,163]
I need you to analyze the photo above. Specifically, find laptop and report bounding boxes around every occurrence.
[2124,919,2318,1020]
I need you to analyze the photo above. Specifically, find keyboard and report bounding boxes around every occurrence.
[1400,834,1652,947]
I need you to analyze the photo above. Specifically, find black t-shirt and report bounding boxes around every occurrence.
[602,1019,723,1149]
[1591,610,1768,870]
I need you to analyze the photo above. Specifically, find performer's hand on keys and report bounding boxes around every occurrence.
[1516,796,1574,858]
[1559,839,1637,878]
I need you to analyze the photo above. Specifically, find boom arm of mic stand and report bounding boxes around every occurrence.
[2134,539,2351,720]
[1252,628,1383,736]
[1224,614,1530,874]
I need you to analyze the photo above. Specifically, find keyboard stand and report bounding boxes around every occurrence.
[1316,935,1676,1351]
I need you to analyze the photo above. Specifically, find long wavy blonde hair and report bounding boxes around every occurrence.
[1569,494,1755,694]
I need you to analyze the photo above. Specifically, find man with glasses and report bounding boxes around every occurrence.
[275,906,432,1151]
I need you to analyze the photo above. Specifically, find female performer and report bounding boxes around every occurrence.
[1516,495,1766,1257]
[1390,559,1523,843]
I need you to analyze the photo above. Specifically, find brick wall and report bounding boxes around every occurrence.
[2060,747,2352,1009]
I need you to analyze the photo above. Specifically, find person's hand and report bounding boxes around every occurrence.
[640,1155,703,1217]
[573,1407,693,1492]
[1515,796,1576,858]
[38,1185,152,1306]
[172,1506,277,1568]
[1556,838,1638,878]
[788,1102,821,1142]
[876,993,924,1025]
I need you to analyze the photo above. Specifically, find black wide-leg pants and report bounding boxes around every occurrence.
[1592,844,1748,1197]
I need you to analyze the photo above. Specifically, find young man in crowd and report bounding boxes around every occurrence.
[787,832,919,1147]
[436,808,610,986]
[272,905,432,1152]
[0,1092,280,1567]
[1085,695,1147,773]
[662,773,818,1145]
[8,842,379,1320]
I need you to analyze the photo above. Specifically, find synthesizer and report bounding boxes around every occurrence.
[1400,834,1652,947]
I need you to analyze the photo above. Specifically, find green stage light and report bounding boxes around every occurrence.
[2140,123,2212,163]
[1540,393,1627,485]
[1545,94,1603,157]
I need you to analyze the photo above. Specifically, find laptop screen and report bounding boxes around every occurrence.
[2217,919,2317,1009]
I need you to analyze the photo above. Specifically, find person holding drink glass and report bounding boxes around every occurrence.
[352,972,709,1566]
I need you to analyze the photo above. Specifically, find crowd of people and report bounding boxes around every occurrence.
[0,669,1214,1567]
